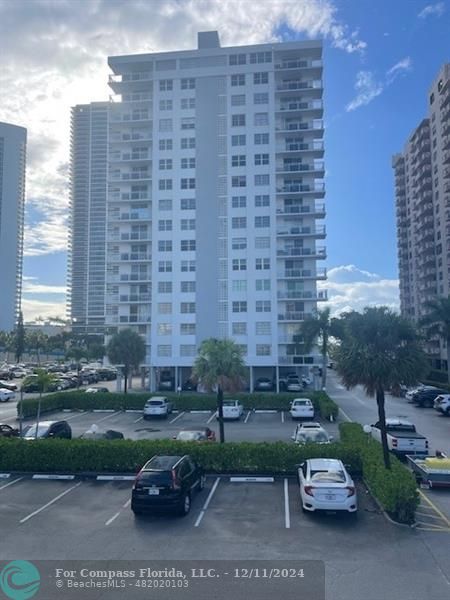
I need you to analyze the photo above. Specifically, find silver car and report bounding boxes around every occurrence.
[143,396,173,419]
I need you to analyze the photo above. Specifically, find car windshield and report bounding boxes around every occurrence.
[22,424,50,438]
[297,431,329,443]
[310,470,346,483]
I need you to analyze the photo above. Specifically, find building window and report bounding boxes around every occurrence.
[181,157,196,169]
[181,198,196,210]
[181,178,196,189]
[158,198,172,211]
[256,322,271,335]
[181,78,195,90]
[250,51,272,64]
[256,300,271,312]
[232,114,246,127]
[159,178,172,190]
[256,258,270,270]
[181,117,195,130]
[231,196,246,208]
[254,153,269,165]
[159,139,173,151]
[231,74,245,86]
[180,323,196,335]
[229,53,246,65]
[232,301,247,313]
[157,345,172,357]
[255,237,270,250]
[232,237,247,250]
[253,72,269,85]
[255,174,270,186]
[158,281,172,293]
[231,134,246,146]
[181,302,196,314]
[181,239,196,251]
[181,97,196,109]
[255,194,270,207]
[254,133,269,145]
[159,159,173,170]
[232,279,247,292]
[158,240,172,252]
[158,219,173,231]
[232,155,246,167]
[158,261,172,272]
[254,92,269,104]
[181,218,196,231]
[231,94,246,106]
[256,344,271,356]
[232,175,246,187]
[255,216,270,228]
[159,118,173,132]
[158,302,172,314]
[181,281,196,293]
[159,99,173,111]
[180,344,196,357]
[181,137,196,149]
[157,323,172,335]
[232,259,247,271]
[159,79,173,91]
[232,216,247,229]
[256,279,270,291]
[254,112,269,126]
[232,322,247,335]
[181,260,196,272]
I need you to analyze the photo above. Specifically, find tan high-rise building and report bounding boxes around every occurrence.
[393,63,450,367]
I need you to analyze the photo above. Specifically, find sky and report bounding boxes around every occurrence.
[0,0,449,321]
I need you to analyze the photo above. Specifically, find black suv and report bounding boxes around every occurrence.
[414,388,448,408]
[22,420,72,440]
[131,455,205,517]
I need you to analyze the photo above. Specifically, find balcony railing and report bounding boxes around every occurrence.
[119,294,151,303]
[276,120,323,132]
[277,290,328,301]
[277,100,323,112]
[276,80,322,92]
[276,246,326,258]
[276,161,324,173]
[109,172,151,182]
[279,268,327,279]
[277,183,325,194]
[278,312,305,321]
[109,72,152,83]
[275,59,322,70]
[277,225,326,237]
[276,202,325,215]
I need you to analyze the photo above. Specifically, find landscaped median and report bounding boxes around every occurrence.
[16,390,339,421]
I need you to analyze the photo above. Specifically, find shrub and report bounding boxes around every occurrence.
[339,422,419,524]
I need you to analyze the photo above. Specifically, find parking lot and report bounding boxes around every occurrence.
[0,475,448,599]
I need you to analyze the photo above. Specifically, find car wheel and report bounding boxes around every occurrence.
[143,415,148,421]
[199,475,206,490]
[179,493,191,516]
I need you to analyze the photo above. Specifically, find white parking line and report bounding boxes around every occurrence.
[96,411,121,424]
[244,410,252,424]
[105,499,131,526]
[133,416,143,423]
[63,412,88,422]
[284,478,290,529]
[339,407,352,423]
[170,411,185,424]
[19,482,82,524]
[281,411,285,423]
[0,477,24,491]
[206,411,217,424]
[194,477,220,527]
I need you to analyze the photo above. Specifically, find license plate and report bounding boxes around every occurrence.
[148,489,159,495]
[325,494,336,501]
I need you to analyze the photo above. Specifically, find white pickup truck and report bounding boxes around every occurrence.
[369,419,429,456]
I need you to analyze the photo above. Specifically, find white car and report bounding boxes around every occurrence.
[220,399,244,420]
[290,398,315,420]
[434,394,450,416]
[0,388,15,402]
[298,458,357,514]
[143,396,173,419]
[292,428,332,445]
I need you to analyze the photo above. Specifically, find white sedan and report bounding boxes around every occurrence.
[291,423,333,444]
[0,388,16,402]
[297,458,357,514]
[290,398,315,420]
[220,400,244,420]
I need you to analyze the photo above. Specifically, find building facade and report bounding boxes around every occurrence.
[393,63,450,367]
[76,31,326,389]
[0,122,26,332]
[69,103,109,335]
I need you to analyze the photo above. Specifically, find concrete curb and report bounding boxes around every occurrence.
[363,477,414,529]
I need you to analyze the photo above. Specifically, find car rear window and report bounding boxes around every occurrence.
[138,472,172,485]
[147,400,164,406]
[311,470,345,483]
[294,400,310,406]
[223,401,237,407]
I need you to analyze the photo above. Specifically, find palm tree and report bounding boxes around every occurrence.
[192,338,246,443]
[333,307,428,469]
[106,329,146,393]
[300,307,333,389]
[26,331,49,364]
[14,311,26,363]
[419,296,450,383]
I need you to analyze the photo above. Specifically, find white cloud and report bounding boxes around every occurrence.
[418,2,445,18]
[318,265,399,316]
[21,298,67,322]
[22,280,67,294]
[346,57,413,112]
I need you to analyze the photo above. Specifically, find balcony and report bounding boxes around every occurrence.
[278,312,306,321]
[276,80,323,93]
[276,202,325,217]
[278,268,327,279]
[117,315,151,324]
[276,99,323,115]
[276,161,324,176]
[276,182,325,196]
[109,151,151,163]
[108,71,153,92]
[109,132,152,144]
[276,120,323,134]
[109,92,152,104]
[277,140,324,157]
[277,290,328,301]
[275,59,322,71]
[109,211,152,222]
[118,274,150,283]
[276,246,326,259]
[118,294,151,303]
[276,225,326,238]
[109,172,151,182]
[109,253,151,263]
[109,113,151,124]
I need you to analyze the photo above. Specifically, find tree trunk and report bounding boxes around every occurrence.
[124,366,128,394]
[446,337,450,385]
[321,334,327,389]
[217,385,225,444]
[376,387,391,470]
[35,391,42,440]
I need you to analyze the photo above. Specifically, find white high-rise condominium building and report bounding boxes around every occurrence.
[106,31,326,389]
[0,122,26,332]
[393,63,450,368]
[69,103,109,335]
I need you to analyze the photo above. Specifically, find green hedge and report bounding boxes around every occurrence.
[339,423,419,524]
[0,438,360,475]
[17,390,339,420]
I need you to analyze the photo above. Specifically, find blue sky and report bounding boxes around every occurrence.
[0,0,449,320]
